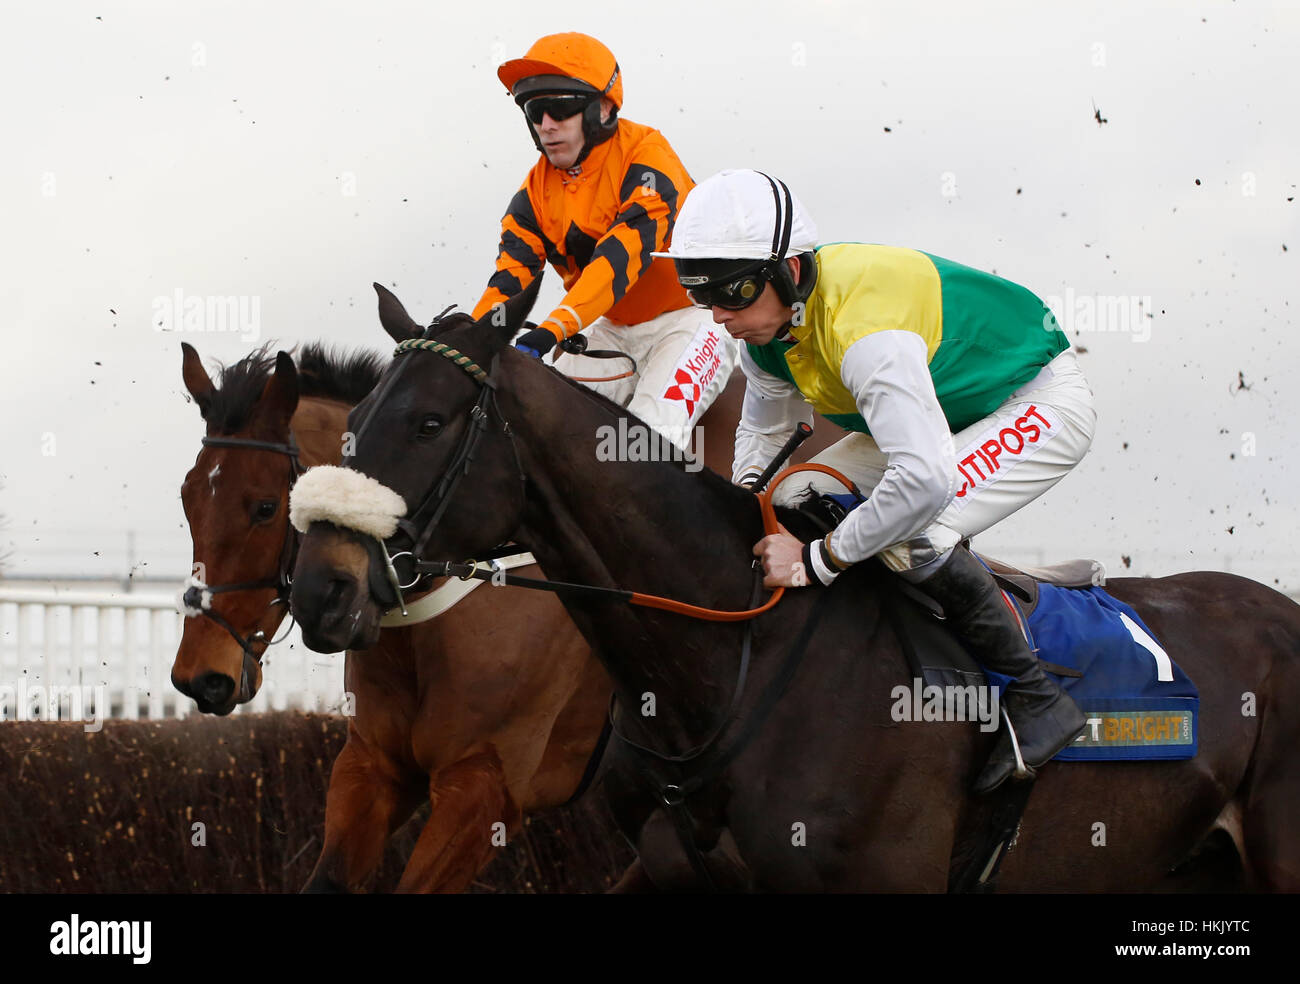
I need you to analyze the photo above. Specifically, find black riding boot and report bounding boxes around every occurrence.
[911,546,1087,794]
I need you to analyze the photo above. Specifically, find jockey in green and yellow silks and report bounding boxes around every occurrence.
[743,243,1068,442]
[657,169,1095,795]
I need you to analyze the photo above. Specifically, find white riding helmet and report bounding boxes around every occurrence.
[654,169,818,261]
[654,169,819,307]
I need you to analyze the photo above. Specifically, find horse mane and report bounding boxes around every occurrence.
[203,342,387,435]
[296,343,388,405]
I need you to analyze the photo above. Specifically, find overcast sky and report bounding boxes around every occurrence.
[1,0,1296,592]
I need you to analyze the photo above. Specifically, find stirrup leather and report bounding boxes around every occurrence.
[1001,706,1034,780]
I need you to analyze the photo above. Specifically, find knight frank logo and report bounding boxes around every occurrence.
[663,367,702,416]
[662,324,725,418]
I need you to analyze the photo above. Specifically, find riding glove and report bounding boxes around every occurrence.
[515,324,557,359]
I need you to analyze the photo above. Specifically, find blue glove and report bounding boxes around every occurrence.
[515,325,557,359]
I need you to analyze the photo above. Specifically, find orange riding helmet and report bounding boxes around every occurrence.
[498,33,623,165]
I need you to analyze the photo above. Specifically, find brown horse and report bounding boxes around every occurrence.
[175,328,833,891]
[173,340,606,891]
[289,282,1300,892]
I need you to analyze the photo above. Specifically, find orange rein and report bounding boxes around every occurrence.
[625,462,858,622]
[554,340,637,383]
[567,369,637,382]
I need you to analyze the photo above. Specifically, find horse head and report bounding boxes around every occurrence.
[173,342,300,714]
[290,280,539,653]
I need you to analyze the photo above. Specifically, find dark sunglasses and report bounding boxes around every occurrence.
[522,94,593,125]
[685,268,772,311]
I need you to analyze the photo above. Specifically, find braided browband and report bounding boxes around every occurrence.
[394,339,487,384]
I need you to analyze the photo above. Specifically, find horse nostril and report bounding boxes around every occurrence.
[193,672,235,707]
[324,577,351,613]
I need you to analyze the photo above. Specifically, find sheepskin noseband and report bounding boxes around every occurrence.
[289,465,407,540]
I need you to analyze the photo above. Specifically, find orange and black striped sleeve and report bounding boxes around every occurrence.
[471,186,551,321]
[539,148,686,339]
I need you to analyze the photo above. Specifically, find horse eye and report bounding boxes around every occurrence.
[418,416,442,437]
[252,499,278,523]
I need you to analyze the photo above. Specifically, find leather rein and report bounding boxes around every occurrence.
[553,332,637,383]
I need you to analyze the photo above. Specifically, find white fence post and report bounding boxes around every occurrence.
[123,609,140,721]
[70,606,86,710]
[0,586,342,722]
[148,609,168,719]
[43,606,58,719]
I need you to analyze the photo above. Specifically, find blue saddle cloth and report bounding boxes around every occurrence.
[1003,584,1199,761]
[813,490,1198,760]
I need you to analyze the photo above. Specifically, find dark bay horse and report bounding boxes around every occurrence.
[290,282,1300,892]
[176,320,827,891]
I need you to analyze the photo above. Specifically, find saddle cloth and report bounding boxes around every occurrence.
[1017,582,1197,761]
[804,492,1200,762]
[898,567,1199,762]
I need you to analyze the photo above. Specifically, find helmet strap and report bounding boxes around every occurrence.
[757,172,801,306]
[572,101,619,167]
[523,115,545,157]
[771,262,800,308]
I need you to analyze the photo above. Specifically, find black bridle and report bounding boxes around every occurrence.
[391,350,521,564]
[344,322,525,615]
[348,315,637,611]
[180,434,304,659]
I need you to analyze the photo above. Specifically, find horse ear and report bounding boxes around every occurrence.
[475,276,543,347]
[181,342,215,417]
[258,350,300,431]
[374,283,422,343]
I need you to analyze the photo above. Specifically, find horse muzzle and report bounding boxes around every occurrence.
[172,649,261,715]
[291,559,381,653]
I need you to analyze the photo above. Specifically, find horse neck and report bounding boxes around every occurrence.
[290,396,352,466]
[500,360,766,745]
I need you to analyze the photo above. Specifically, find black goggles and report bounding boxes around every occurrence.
[522,94,593,125]
[679,261,773,311]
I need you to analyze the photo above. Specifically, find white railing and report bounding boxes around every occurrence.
[0,585,345,722]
